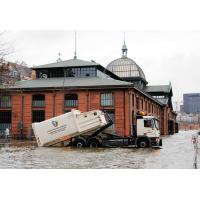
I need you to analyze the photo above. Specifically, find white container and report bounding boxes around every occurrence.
[32,109,107,147]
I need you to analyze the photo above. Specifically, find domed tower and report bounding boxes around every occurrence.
[107,40,148,89]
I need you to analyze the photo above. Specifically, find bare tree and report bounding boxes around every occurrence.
[0,31,15,86]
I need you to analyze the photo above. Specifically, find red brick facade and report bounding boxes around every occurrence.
[1,87,176,138]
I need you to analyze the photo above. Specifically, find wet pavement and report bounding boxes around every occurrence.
[0,130,199,169]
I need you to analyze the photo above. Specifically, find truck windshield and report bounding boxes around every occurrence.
[144,120,152,128]
[144,119,159,129]
[153,119,159,130]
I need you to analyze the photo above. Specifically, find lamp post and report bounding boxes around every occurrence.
[192,133,198,169]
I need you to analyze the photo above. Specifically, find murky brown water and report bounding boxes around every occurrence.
[0,131,198,168]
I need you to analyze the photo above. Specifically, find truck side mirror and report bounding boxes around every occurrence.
[151,119,154,130]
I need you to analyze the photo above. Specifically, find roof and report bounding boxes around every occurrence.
[134,86,164,106]
[7,77,165,106]
[156,98,169,105]
[33,58,100,69]
[8,77,133,90]
[145,84,172,93]
[107,57,146,81]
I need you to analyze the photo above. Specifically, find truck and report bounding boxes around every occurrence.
[32,109,162,148]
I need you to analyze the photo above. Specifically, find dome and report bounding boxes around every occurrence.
[107,57,146,80]
[106,41,147,88]
[107,41,146,81]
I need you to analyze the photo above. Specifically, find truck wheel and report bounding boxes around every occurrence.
[74,139,85,148]
[88,139,100,148]
[137,138,149,148]
[159,139,162,146]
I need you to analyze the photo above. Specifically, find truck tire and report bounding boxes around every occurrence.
[88,139,100,148]
[74,139,86,148]
[159,139,162,146]
[137,138,150,148]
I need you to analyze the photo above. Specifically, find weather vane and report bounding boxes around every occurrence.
[57,52,62,62]
[74,31,77,59]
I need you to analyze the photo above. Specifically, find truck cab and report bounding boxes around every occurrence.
[134,113,162,148]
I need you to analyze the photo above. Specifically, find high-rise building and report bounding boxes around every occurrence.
[183,93,200,114]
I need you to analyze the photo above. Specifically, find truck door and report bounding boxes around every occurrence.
[137,119,152,136]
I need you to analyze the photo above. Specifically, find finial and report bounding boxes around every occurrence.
[74,31,77,59]
[57,52,62,62]
[122,32,128,58]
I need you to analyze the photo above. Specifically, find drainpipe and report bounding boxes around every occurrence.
[86,90,89,112]
[124,90,126,137]
[53,90,56,117]
[129,90,133,136]
[20,89,24,139]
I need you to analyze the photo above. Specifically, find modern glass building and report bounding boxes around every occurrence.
[183,93,200,114]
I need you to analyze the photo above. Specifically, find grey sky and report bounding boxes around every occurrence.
[4,30,200,103]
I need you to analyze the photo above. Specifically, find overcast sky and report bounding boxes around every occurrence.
[3,30,200,104]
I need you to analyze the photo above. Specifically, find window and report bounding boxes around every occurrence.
[104,110,115,128]
[81,67,96,77]
[152,95,165,99]
[141,99,143,110]
[66,68,75,77]
[145,101,147,111]
[148,103,151,113]
[136,97,140,110]
[65,94,78,107]
[0,96,12,108]
[64,110,71,113]
[32,94,45,107]
[65,67,96,78]
[132,94,135,107]
[32,110,45,123]
[101,93,114,106]
[36,69,48,78]
[144,119,152,128]
[49,69,64,77]
[0,111,11,134]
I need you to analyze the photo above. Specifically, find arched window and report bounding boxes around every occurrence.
[65,94,78,107]
[32,94,45,107]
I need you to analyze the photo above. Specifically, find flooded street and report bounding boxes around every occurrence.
[0,130,199,169]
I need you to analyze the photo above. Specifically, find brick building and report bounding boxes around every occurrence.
[0,41,177,138]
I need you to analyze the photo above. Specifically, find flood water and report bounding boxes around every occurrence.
[0,131,199,169]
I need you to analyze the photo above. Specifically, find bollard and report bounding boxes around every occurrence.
[192,133,198,169]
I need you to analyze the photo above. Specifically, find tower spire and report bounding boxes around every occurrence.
[122,32,128,58]
[74,31,77,59]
